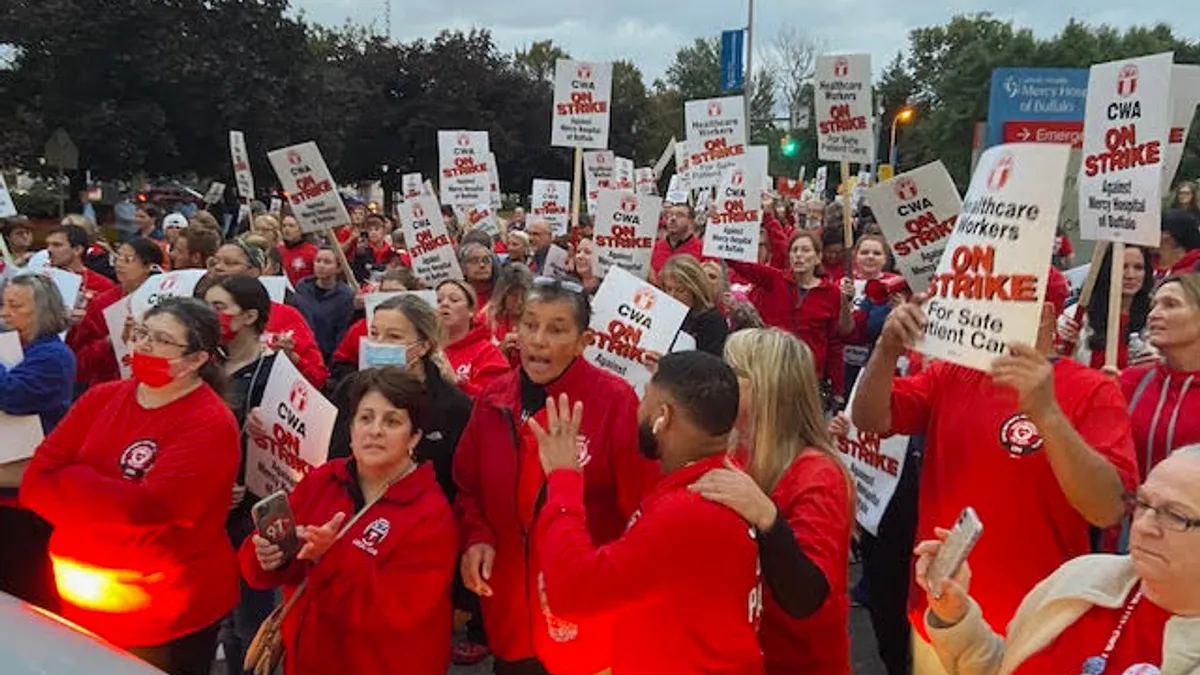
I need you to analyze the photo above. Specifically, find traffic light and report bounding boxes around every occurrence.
[780,134,799,158]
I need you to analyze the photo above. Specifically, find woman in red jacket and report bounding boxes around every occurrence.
[1121,274,1200,478]
[68,238,162,389]
[484,262,534,367]
[279,214,319,286]
[453,278,660,675]
[22,297,240,675]
[437,279,510,397]
[241,367,458,675]
[692,328,853,674]
[727,231,855,399]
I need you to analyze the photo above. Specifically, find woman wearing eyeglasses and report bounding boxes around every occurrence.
[68,238,162,390]
[916,446,1200,675]
[454,277,661,675]
[22,297,241,675]
[461,242,498,312]
[437,279,510,398]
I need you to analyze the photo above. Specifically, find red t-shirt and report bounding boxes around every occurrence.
[889,360,1139,637]
[1013,588,1170,675]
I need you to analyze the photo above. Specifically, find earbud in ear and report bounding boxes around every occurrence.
[652,416,664,435]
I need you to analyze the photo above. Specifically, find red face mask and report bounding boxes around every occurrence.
[218,312,238,344]
[131,352,176,388]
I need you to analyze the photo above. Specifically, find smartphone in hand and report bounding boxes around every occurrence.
[927,507,983,598]
[251,490,301,561]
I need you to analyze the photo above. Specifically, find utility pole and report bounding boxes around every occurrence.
[744,0,755,131]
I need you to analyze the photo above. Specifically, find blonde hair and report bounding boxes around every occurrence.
[660,254,717,311]
[253,214,282,239]
[724,328,847,496]
[190,210,220,232]
[1160,274,1200,309]
[61,213,100,239]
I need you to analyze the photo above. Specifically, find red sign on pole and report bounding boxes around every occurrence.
[1002,120,1084,148]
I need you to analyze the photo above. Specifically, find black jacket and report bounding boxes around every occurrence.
[681,307,730,356]
[326,359,473,502]
[293,277,356,362]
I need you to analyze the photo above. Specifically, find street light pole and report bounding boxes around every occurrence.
[744,0,754,131]
[889,116,901,168]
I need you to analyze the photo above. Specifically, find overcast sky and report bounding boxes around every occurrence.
[291,1,1185,83]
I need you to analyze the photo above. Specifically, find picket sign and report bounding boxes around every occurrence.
[0,331,45,463]
[544,244,571,280]
[552,59,614,236]
[245,356,334,497]
[402,173,423,199]
[266,141,357,282]
[531,179,572,237]
[364,290,437,327]
[584,267,689,396]
[397,194,463,286]
[862,161,962,294]
[583,150,615,217]
[917,143,1071,372]
[258,276,293,304]
[591,189,661,280]
[836,374,909,536]
[703,162,763,263]
[680,95,747,191]
[229,130,255,200]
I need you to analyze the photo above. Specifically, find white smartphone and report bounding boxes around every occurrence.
[926,507,983,598]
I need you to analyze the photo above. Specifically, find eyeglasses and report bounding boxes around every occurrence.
[128,325,190,351]
[465,256,492,266]
[533,276,584,294]
[1124,492,1200,533]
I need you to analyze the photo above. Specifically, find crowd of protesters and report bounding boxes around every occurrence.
[0,173,1196,675]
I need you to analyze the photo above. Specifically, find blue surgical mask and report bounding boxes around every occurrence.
[360,341,407,370]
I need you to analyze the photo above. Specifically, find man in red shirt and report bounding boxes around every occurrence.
[534,352,764,675]
[650,204,705,283]
[851,267,1138,673]
[46,225,116,331]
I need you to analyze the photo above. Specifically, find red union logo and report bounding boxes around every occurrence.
[833,57,850,78]
[730,171,744,187]
[411,203,425,220]
[545,182,557,196]
[1117,64,1138,98]
[288,382,308,412]
[632,288,656,311]
[987,154,1014,191]
[159,276,177,292]
[595,153,608,165]
[287,150,303,166]
[577,63,592,80]
[456,132,471,147]
[620,196,639,211]
[708,101,722,117]
[893,177,919,201]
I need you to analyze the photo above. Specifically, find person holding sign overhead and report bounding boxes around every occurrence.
[727,231,855,400]
[0,274,76,613]
[240,368,458,675]
[22,297,240,675]
[851,267,1139,673]
[437,279,510,398]
[453,277,660,675]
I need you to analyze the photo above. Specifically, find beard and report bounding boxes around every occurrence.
[637,418,660,460]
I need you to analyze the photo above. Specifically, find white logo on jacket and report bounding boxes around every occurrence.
[352,517,391,556]
[575,434,592,468]
[119,440,159,479]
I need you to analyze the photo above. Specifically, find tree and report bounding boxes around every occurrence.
[764,26,821,126]
[513,40,571,83]
[610,61,652,164]
[665,38,722,100]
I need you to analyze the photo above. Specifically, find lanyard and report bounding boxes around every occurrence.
[1079,587,1144,675]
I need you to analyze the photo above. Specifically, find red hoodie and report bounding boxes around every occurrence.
[759,451,852,675]
[650,233,706,279]
[239,461,457,675]
[726,261,848,396]
[1160,248,1200,279]
[280,240,319,286]
[453,359,660,672]
[444,323,510,398]
[267,301,329,388]
[65,267,118,344]
[68,285,127,387]
[537,455,764,675]
[1121,363,1200,478]
[21,379,240,648]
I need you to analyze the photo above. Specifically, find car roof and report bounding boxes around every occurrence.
[0,593,164,673]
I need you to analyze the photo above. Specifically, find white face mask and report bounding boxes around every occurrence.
[359,340,407,371]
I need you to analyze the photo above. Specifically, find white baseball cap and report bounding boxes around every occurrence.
[162,213,188,230]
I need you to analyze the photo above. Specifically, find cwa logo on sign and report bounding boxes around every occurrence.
[987,153,1014,191]
[708,101,722,117]
[353,517,391,556]
[411,203,425,220]
[893,177,919,201]
[834,57,850,78]
[731,170,745,187]
[577,63,592,80]
[287,150,303,166]
[620,195,639,212]
[632,287,656,311]
[288,381,308,413]
[456,132,471,147]
[1116,63,1139,98]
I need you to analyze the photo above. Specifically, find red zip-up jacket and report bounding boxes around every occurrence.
[726,261,848,396]
[332,317,369,369]
[453,359,660,672]
[537,455,764,675]
[280,240,319,286]
[21,379,240,648]
[1121,363,1200,478]
[240,461,457,675]
[64,267,117,345]
[68,285,126,387]
[267,301,329,388]
[444,323,511,398]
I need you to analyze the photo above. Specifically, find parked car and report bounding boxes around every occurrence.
[0,592,163,673]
